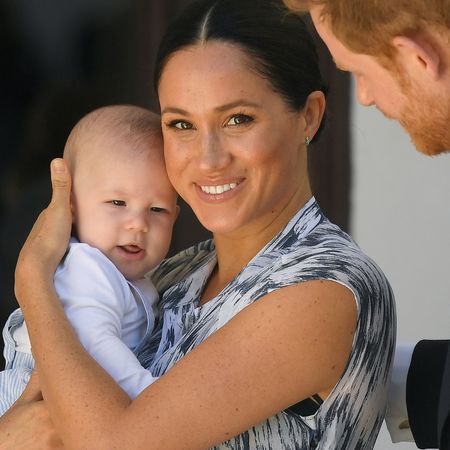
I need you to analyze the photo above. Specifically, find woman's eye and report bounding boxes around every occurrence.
[110,200,126,207]
[168,120,193,130]
[226,114,253,126]
[150,206,166,213]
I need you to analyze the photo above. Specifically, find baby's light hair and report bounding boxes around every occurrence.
[64,105,162,173]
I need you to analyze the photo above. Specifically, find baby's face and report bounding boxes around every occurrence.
[71,137,178,280]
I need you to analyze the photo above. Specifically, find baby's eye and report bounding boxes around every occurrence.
[226,114,254,127]
[167,120,194,130]
[110,200,126,207]
[150,206,166,213]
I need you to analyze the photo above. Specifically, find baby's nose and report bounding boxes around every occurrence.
[126,212,149,233]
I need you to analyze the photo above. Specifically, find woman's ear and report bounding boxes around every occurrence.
[392,34,441,81]
[303,90,326,142]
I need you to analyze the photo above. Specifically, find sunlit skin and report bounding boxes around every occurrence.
[310,6,450,155]
[70,133,179,281]
[158,41,323,274]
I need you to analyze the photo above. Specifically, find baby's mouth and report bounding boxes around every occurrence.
[117,244,144,256]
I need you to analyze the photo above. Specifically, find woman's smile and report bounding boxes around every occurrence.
[159,41,311,236]
[200,182,239,195]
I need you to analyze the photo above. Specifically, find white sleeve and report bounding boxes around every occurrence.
[385,342,416,443]
[54,243,156,399]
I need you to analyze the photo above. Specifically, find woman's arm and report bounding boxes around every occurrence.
[14,159,357,449]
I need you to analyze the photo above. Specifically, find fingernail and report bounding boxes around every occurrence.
[51,159,65,173]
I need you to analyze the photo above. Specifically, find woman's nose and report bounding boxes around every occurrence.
[197,131,231,171]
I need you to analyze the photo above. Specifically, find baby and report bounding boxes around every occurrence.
[0,105,178,412]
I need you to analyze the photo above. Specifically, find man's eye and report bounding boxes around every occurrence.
[110,200,126,206]
[226,114,253,126]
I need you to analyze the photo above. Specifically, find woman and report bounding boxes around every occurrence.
[1,0,395,448]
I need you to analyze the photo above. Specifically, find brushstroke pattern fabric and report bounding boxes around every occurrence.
[137,197,396,449]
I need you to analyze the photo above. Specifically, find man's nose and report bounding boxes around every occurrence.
[355,76,375,107]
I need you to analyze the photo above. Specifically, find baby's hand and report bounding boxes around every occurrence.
[15,158,72,301]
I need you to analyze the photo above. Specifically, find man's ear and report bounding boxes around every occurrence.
[392,35,441,80]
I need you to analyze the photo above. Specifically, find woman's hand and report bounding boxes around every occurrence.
[0,371,64,449]
[14,158,72,302]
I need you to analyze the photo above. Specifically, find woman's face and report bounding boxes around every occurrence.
[158,41,312,237]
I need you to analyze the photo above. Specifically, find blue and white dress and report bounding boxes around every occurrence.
[137,197,396,449]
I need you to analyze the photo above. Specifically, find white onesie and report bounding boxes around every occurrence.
[0,238,158,414]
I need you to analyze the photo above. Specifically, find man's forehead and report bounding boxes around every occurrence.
[309,6,334,43]
[309,8,362,71]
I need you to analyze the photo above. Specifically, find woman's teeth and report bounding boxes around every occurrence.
[200,183,237,194]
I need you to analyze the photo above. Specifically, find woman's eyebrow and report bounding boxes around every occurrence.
[214,100,261,112]
[162,100,261,116]
[161,107,190,115]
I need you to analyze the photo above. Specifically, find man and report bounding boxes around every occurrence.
[283,1,450,449]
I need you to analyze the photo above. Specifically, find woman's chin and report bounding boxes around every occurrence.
[196,213,244,236]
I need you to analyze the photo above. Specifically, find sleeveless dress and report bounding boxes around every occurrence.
[136,197,396,449]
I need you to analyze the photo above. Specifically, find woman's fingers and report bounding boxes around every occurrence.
[0,401,64,449]
[15,159,73,300]
[0,370,64,449]
[15,370,43,405]
[43,158,73,257]
[49,158,72,213]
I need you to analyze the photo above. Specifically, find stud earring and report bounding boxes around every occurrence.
[305,136,311,146]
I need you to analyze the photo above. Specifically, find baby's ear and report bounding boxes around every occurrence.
[70,192,76,224]
[174,204,181,222]
[69,195,77,239]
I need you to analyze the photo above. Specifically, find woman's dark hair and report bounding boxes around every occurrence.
[154,0,327,140]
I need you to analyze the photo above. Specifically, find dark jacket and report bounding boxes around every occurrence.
[407,340,450,449]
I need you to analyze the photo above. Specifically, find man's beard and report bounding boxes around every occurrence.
[397,83,450,156]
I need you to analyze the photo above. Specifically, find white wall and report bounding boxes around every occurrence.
[349,83,450,450]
